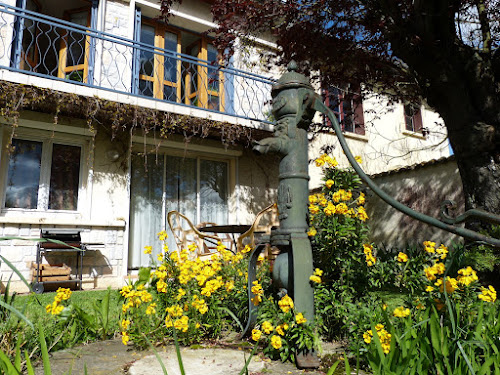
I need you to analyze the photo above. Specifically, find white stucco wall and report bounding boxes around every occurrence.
[366,157,464,249]
[0,0,16,68]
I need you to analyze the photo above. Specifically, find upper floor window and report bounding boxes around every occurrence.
[404,103,424,133]
[2,137,83,211]
[323,84,365,135]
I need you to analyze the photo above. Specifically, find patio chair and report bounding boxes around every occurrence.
[167,211,223,261]
[196,222,235,253]
[237,203,279,253]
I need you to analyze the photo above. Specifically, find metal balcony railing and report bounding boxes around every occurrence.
[0,3,274,123]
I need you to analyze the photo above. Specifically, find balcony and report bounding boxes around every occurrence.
[0,2,274,123]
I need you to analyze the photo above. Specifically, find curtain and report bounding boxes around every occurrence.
[200,159,228,224]
[128,154,164,268]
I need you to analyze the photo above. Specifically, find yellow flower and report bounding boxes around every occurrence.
[146,303,157,315]
[176,288,186,300]
[295,313,307,324]
[251,329,262,341]
[457,266,478,286]
[261,321,274,334]
[121,319,131,330]
[276,324,288,336]
[393,306,410,318]
[278,294,294,313]
[357,206,369,221]
[324,202,335,216]
[174,315,189,332]
[357,192,365,205]
[425,285,434,292]
[271,335,282,349]
[309,204,320,214]
[325,179,335,189]
[363,330,372,344]
[157,230,168,241]
[315,156,325,167]
[423,241,436,253]
[355,156,363,164]
[397,252,408,263]
[439,277,458,294]
[436,244,448,259]
[242,245,252,254]
[309,275,321,284]
[307,227,317,237]
[478,285,497,302]
[121,332,129,346]
[45,304,52,314]
[308,194,318,204]
[144,246,152,254]
[325,155,338,167]
[157,253,164,262]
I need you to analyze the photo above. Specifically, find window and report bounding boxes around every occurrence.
[138,21,181,101]
[3,138,82,211]
[323,85,365,135]
[404,103,424,133]
[128,153,229,268]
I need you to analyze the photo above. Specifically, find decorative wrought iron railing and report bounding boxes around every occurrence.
[0,3,274,123]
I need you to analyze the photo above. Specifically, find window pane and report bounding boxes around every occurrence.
[49,144,81,210]
[164,31,177,83]
[165,156,197,221]
[140,24,155,77]
[200,159,228,224]
[5,139,42,209]
[129,154,165,268]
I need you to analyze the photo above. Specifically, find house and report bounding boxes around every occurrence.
[0,0,450,292]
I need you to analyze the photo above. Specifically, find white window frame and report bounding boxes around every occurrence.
[0,127,90,215]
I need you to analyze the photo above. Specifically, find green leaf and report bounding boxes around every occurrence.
[38,322,52,375]
[326,360,341,375]
[0,300,34,329]
[25,350,34,375]
[142,334,169,375]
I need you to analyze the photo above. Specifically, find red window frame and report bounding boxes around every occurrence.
[323,84,365,135]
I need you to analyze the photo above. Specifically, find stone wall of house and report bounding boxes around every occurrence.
[0,223,125,293]
[366,157,464,250]
[98,0,132,92]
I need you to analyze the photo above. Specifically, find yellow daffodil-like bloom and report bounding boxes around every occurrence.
[146,303,157,315]
[251,329,262,341]
[423,241,436,253]
[332,191,341,203]
[271,335,282,349]
[438,277,458,294]
[425,285,434,292]
[315,156,326,167]
[324,155,338,167]
[56,287,72,300]
[307,227,317,237]
[226,280,235,292]
[364,325,391,354]
[276,323,288,336]
[397,252,408,263]
[314,268,323,276]
[242,244,252,254]
[121,319,131,330]
[176,288,186,300]
[324,202,335,216]
[165,316,173,328]
[335,203,349,215]
[261,320,274,334]
[140,291,153,303]
[251,295,262,306]
[357,206,369,221]
[121,332,129,345]
[309,275,321,284]
[457,266,478,286]
[357,193,365,205]
[478,285,497,302]
[363,330,373,344]
[295,313,307,324]
[340,189,352,201]
[436,244,448,259]
[309,204,320,214]
[355,156,363,164]
[157,253,164,262]
[325,179,335,189]
[144,246,152,254]
[157,279,167,293]
[317,198,327,207]
[424,262,445,281]
[174,315,189,332]
[45,304,52,314]
[157,230,168,241]
[308,194,318,204]
[393,306,410,318]
[166,305,184,318]
[278,294,294,313]
[363,244,373,254]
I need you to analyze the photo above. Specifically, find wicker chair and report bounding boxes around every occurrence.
[167,211,223,261]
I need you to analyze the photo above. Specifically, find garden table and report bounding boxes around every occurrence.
[198,224,252,252]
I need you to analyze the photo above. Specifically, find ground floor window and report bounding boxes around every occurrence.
[2,137,82,211]
[128,153,229,268]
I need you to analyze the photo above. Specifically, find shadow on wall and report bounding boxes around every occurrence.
[366,158,465,250]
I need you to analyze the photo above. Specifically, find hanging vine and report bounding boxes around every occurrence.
[0,81,269,154]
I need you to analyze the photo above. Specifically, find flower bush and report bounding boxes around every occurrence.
[119,232,317,362]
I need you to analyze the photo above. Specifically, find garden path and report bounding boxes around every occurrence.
[33,338,352,374]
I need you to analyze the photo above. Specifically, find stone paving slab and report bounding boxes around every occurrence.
[34,338,348,375]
